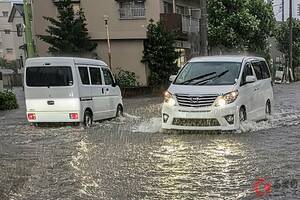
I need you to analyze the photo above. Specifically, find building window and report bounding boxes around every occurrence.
[163,2,173,14]
[2,11,8,17]
[176,5,185,15]
[4,29,11,34]
[6,48,13,54]
[119,1,145,19]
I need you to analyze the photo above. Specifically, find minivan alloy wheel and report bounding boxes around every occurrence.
[116,105,124,118]
[239,107,247,122]
[266,101,271,115]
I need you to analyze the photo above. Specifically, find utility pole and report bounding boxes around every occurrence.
[289,0,293,81]
[282,0,285,21]
[200,0,208,56]
[104,15,112,69]
[23,0,35,58]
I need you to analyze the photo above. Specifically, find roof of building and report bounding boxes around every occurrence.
[189,56,266,63]
[8,3,24,23]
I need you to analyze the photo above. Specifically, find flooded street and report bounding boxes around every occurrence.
[0,84,300,200]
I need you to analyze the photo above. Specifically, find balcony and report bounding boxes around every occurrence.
[160,13,200,38]
[119,8,146,19]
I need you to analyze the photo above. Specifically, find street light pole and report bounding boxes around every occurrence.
[104,15,112,69]
[172,0,176,13]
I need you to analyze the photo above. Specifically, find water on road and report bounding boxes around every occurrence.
[0,84,300,199]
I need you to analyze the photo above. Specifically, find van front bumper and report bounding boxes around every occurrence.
[161,104,240,131]
[26,111,81,123]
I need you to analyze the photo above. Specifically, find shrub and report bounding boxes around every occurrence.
[115,68,140,88]
[0,90,18,110]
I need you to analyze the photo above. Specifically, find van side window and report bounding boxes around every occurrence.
[78,67,90,85]
[241,63,253,86]
[102,68,114,85]
[260,61,271,79]
[252,61,263,80]
[90,67,102,85]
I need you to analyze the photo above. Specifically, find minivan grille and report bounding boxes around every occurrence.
[172,118,220,127]
[176,94,219,108]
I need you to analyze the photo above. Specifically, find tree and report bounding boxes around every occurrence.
[208,0,275,56]
[38,0,96,55]
[275,19,300,76]
[142,20,180,87]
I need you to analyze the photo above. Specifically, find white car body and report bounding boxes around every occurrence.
[24,57,123,124]
[162,56,274,131]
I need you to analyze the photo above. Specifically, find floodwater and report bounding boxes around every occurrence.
[0,84,300,200]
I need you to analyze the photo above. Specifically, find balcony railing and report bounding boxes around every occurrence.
[182,16,199,34]
[119,8,146,19]
[160,13,200,36]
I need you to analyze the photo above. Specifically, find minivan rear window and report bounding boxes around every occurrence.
[26,67,73,87]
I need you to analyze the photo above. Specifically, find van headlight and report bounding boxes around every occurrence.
[164,91,176,106]
[214,91,239,107]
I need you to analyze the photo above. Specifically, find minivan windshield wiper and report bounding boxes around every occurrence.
[194,70,229,85]
[180,72,217,85]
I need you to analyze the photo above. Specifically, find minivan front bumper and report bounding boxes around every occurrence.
[162,103,240,131]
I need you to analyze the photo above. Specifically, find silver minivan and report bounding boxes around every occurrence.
[24,57,123,127]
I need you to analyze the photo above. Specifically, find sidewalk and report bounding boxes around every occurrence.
[0,87,26,126]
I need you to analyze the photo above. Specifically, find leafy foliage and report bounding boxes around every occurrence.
[115,68,140,88]
[38,0,97,55]
[0,58,18,73]
[0,90,18,110]
[275,19,300,72]
[208,0,275,55]
[142,20,180,87]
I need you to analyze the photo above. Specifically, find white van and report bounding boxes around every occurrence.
[162,56,274,131]
[24,57,123,127]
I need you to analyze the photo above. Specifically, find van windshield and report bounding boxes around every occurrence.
[26,67,73,87]
[174,62,242,85]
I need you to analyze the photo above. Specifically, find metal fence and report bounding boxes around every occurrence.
[182,16,200,34]
[119,8,146,19]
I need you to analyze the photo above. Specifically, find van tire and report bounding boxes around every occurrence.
[84,110,93,127]
[116,105,124,118]
[266,101,271,115]
[239,106,247,122]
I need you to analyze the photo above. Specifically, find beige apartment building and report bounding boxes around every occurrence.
[0,0,24,61]
[32,0,201,85]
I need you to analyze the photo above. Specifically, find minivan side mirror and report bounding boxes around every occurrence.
[112,81,118,87]
[246,75,257,83]
[169,75,176,82]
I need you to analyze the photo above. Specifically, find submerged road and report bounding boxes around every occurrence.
[0,83,300,199]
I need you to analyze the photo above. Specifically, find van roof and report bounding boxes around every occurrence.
[25,57,108,67]
[189,56,265,63]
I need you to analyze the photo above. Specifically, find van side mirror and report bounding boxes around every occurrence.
[246,76,257,83]
[112,82,118,87]
[169,75,176,82]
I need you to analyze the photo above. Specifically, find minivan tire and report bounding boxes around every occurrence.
[83,110,93,127]
[239,107,247,122]
[116,105,124,118]
[266,101,271,115]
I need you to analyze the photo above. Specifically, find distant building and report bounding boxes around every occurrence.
[31,0,202,86]
[0,0,24,61]
[272,0,300,21]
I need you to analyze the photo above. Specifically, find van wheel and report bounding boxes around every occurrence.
[266,101,271,115]
[84,111,93,127]
[239,107,247,122]
[116,105,124,118]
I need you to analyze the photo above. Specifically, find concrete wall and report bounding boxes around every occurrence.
[96,39,148,85]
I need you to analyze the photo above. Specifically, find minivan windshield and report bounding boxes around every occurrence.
[174,62,242,85]
[26,66,73,87]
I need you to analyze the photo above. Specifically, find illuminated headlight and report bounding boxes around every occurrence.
[164,91,176,106]
[214,91,239,107]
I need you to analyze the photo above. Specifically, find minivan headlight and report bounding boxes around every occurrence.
[164,91,176,106]
[214,91,239,107]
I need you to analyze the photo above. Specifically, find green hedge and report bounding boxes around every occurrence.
[0,90,18,110]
